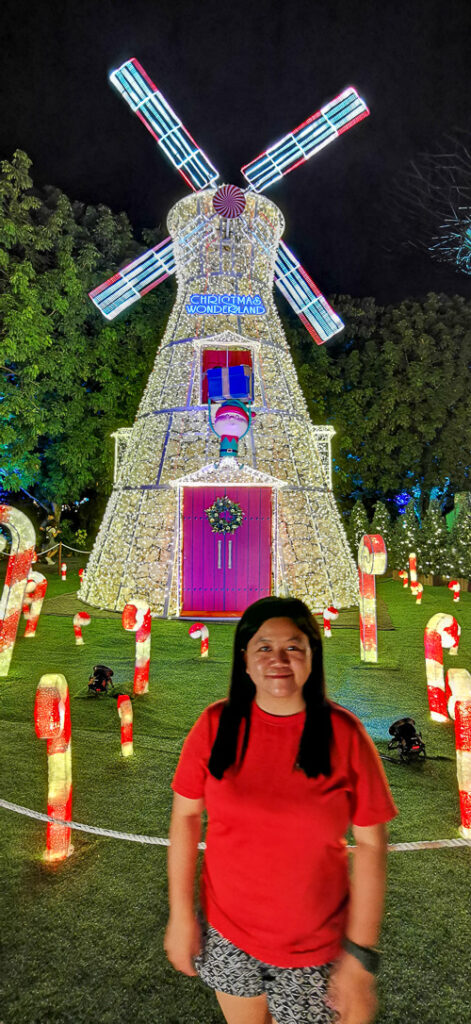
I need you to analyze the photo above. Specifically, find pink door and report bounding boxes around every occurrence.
[182,487,272,616]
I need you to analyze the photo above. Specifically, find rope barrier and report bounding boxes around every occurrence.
[59,543,92,554]
[1,542,91,557]
[2,798,471,852]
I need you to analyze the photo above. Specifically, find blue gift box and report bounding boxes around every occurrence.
[206,365,253,401]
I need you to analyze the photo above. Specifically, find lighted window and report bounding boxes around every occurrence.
[201,349,253,404]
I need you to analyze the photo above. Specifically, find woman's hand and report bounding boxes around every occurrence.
[163,911,203,977]
[327,952,378,1024]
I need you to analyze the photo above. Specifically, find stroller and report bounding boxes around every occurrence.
[88,664,115,696]
[388,718,426,763]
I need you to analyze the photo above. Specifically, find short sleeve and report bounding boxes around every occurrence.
[171,705,215,800]
[348,719,398,827]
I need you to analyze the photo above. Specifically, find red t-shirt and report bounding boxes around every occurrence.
[171,698,397,967]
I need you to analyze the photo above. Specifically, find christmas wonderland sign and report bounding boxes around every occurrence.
[186,293,266,315]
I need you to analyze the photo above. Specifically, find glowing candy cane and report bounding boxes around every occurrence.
[61,562,67,581]
[358,534,387,663]
[122,600,151,694]
[398,570,408,588]
[445,669,471,721]
[0,504,36,676]
[424,613,461,722]
[78,568,84,583]
[189,621,209,657]
[34,673,73,862]
[22,577,35,618]
[448,580,461,603]
[454,699,471,838]
[323,606,339,639]
[73,611,91,645]
[117,694,133,756]
[415,583,424,605]
[409,553,418,596]
[24,571,48,638]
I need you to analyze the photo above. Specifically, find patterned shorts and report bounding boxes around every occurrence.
[193,911,338,1024]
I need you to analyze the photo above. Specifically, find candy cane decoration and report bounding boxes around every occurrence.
[0,505,36,676]
[34,673,73,862]
[22,577,35,618]
[424,613,461,722]
[24,571,48,638]
[323,606,339,638]
[189,621,209,657]
[415,582,424,605]
[73,611,91,645]
[78,568,84,583]
[398,569,409,588]
[358,534,387,663]
[445,669,471,721]
[409,553,418,596]
[117,694,133,756]
[61,562,67,581]
[448,580,461,603]
[454,699,471,838]
[122,599,151,694]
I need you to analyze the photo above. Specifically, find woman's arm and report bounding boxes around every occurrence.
[164,793,205,976]
[327,822,388,1024]
[345,820,388,947]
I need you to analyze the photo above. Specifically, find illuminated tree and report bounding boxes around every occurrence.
[449,496,471,580]
[391,500,419,571]
[348,500,370,553]
[370,501,393,551]
[418,500,452,578]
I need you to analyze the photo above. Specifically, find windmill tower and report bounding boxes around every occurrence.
[79,59,368,617]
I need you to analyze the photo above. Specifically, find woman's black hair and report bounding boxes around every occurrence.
[207,596,332,780]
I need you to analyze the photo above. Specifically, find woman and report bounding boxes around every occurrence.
[164,597,397,1024]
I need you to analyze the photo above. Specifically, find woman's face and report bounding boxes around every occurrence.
[243,617,313,715]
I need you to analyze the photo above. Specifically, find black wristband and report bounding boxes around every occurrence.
[342,938,381,975]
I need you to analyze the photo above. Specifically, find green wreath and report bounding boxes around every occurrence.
[205,497,245,534]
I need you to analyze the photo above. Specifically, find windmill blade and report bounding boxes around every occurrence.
[242,87,369,192]
[89,209,218,319]
[274,241,344,345]
[110,58,220,192]
[89,237,176,320]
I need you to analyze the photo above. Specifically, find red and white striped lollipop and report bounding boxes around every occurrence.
[213,184,246,219]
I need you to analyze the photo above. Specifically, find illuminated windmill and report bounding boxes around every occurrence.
[80,59,369,616]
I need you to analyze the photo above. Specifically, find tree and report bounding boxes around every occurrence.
[390,500,419,571]
[418,500,452,578]
[347,499,370,557]
[370,500,393,552]
[0,150,174,520]
[287,292,471,510]
[449,495,471,579]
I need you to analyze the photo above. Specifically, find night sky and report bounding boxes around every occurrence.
[2,0,471,304]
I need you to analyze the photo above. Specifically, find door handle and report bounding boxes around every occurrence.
[218,540,222,570]
[228,539,232,570]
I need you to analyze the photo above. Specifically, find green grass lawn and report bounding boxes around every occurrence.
[1,566,470,1023]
